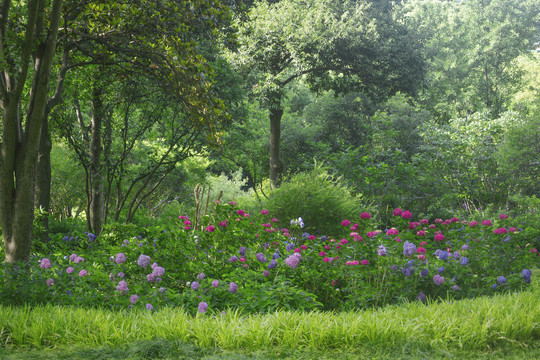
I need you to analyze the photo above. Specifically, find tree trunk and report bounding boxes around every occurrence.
[0,0,63,263]
[269,103,284,189]
[34,116,52,243]
[87,86,105,235]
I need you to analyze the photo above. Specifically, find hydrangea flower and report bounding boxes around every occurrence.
[129,295,139,304]
[285,255,300,269]
[138,254,151,268]
[198,302,209,313]
[403,241,417,257]
[152,266,165,278]
[261,209,269,215]
[401,210,412,219]
[268,260,277,270]
[40,258,52,269]
[66,267,74,274]
[115,253,126,264]
[229,255,238,263]
[116,280,128,293]
[481,219,493,226]
[378,245,387,256]
[360,212,371,219]
[460,257,469,265]
[206,225,215,232]
[79,270,88,277]
[433,274,445,285]
[211,280,219,288]
[197,273,206,280]
[341,219,351,226]
[146,303,154,311]
[420,269,429,277]
[497,276,506,284]
[46,278,54,286]
[191,281,199,290]
[229,282,238,293]
[239,247,246,256]
[263,270,270,277]
[393,208,403,216]
[434,233,445,242]
[438,251,449,261]
[416,292,427,303]
[386,228,398,236]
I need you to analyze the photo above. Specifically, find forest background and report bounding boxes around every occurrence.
[1,0,539,262]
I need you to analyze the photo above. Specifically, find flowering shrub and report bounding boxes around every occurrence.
[0,203,537,314]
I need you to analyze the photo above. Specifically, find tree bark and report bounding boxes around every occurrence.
[269,96,283,188]
[0,0,63,263]
[87,85,105,235]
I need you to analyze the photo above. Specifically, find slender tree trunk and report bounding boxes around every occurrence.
[34,115,52,242]
[269,101,283,189]
[88,86,105,235]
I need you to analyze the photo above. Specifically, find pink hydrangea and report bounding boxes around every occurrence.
[417,230,426,237]
[323,257,331,263]
[285,255,300,269]
[341,219,351,226]
[469,221,478,227]
[401,210,412,219]
[509,227,517,232]
[420,219,429,225]
[435,233,445,242]
[360,259,369,266]
[367,231,378,238]
[450,217,459,223]
[499,214,509,219]
[481,219,493,226]
[493,228,507,234]
[271,218,279,223]
[308,235,317,240]
[360,212,371,219]
[340,239,349,244]
[393,208,403,216]
[261,209,269,215]
[40,258,51,269]
[350,223,358,231]
[386,228,399,236]
[206,225,215,232]
[434,218,443,224]
[417,247,426,254]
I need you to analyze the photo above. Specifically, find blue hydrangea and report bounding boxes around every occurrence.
[401,267,414,277]
[497,276,506,284]
[460,257,469,266]
[272,252,281,260]
[438,251,448,261]
[420,269,429,277]
[286,243,294,252]
[403,241,417,257]
[491,284,497,290]
[438,267,445,273]
[268,260,277,270]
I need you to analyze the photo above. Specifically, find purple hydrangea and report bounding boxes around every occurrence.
[159,287,166,294]
[286,243,294,252]
[116,280,129,293]
[285,255,300,269]
[267,260,278,270]
[229,255,238,263]
[115,253,126,264]
[79,269,88,277]
[256,253,268,263]
[401,267,414,277]
[211,280,219,288]
[403,241,417,257]
[272,252,281,260]
[197,273,206,280]
[438,266,445,273]
[66,267,75,274]
[378,245,387,256]
[416,292,427,303]
[46,278,54,286]
[147,274,155,282]
[420,269,429,277]
[433,274,445,285]
[40,258,52,269]
[228,282,238,293]
[191,281,199,290]
[152,266,165,278]
[146,303,154,311]
[263,270,270,277]
[129,295,139,304]
[198,302,209,313]
[239,247,246,256]
[138,254,151,268]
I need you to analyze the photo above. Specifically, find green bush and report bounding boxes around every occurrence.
[264,164,364,234]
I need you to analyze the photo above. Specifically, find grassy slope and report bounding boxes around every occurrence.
[0,272,538,359]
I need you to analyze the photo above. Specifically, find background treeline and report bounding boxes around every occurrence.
[3,0,539,244]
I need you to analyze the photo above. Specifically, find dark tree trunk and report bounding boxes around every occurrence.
[269,102,283,189]
[87,86,105,235]
[0,0,63,263]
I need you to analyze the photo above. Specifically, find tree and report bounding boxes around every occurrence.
[1,0,235,262]
[0,0,63,263]
[229,0,425,187]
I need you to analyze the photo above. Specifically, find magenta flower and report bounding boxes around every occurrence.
[360,212,371,219]
[308,235,317,240]
[261,209,269,215]
[236,210,245,216]
[435,233,445,242]
[323,257,331,262]
[367,231,378,238]
[218,221,227,227]
[350,223,359,231]
[434,218,443,224]
[341,219,351,226]
[271,218,279,223]
[481,219,493,226]
[417,230,426,237]
[499,214,509,219]
[469,221,478,227]
[361,259,369,266]
[319,251,326,257]
[401,210,412,219]
[115,253,126,264]
[450,217,459,223]
[493,228,507,234]
[420,219,429,225]
[387,228,399,236]
[206,225,215,232]
[393,208,403,216]
[417,247,426,254]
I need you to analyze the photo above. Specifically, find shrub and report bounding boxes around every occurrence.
[264,164,363,234]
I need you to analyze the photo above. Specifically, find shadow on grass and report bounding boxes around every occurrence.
[1,338,539,360]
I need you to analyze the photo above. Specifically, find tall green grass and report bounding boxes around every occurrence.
[1,285,538,352]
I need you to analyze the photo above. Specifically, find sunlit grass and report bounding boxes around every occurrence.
[1,279,538,354]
